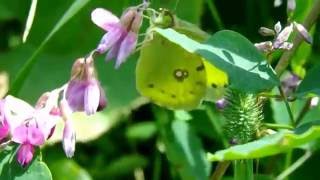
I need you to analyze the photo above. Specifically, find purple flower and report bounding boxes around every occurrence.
[60,99,76,158]
[4,95,59,167]
[215,98,227,110]
[281,72,301,97]
[65,57,106,115]
[12,124,45,167]
[62,119,76,158]
[91,6,143,68]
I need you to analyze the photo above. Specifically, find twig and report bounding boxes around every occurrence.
[278,86,295,126]
[295,98,312,126]
[264,123,293,130]
[210,161,231,180]
[276,151,312,180]
[275,0,320,76]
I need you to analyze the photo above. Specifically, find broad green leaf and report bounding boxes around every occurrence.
[0,146,52,180]
[48,159,92,180]
[208,123,320,161]
[126,121,157,140]
[296,64,320,97]
[156,108,210,180]
[155,28,279,93]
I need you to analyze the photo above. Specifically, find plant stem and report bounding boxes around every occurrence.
[276,151,312,180]
[264,123,293,130]
[234,159,254,180]
[205,105,229,147]
[278,86,295,126]
[283,150,292,180]
[275,0,320,76]
[205,0,224,30]
[295,98,312,126]
[210,161,230,180]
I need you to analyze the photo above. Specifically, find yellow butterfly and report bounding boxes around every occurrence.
[136,9,228,110]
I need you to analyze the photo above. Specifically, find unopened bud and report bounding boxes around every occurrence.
[274,21,282,34]
[274,0,283,7]
[310,97,319,108]
[274,24,293,48]
[259,27,275,36]
[255,41,273,52]
[293,22,313,44]
[287,0,296,13]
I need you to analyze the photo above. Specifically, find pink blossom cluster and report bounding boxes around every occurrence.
[0,1,147,167]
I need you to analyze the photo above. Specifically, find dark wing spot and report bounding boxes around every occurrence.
[196,64,205,71]
[189,91,195,95]
[160,89,165,94]
[174,69,185,82]
[224,84,228,88]
[196,81,205,86]
[171,94,176,98]
[148,84,154,88]
[211,83,217,88]
[183,70,189,78]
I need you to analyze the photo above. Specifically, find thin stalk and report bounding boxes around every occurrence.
[152,150,161,180]
[275,0,320,76]
[295,98,312,126]
[264,123,293,130]
[205,105,228,147]
[278,86,295,126]
[283,150,292,180]
[276,151,312,180]
[234,159,254,180]
[205,0,224,30]
[211,161,231,180]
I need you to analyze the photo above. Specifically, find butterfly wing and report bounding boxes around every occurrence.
[136,32,207,110]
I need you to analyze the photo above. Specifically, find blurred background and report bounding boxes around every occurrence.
[1,0,320,179]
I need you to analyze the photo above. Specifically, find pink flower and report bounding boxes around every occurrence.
[91,6,143,68]
[3,95,60,167]
[65,57,106,115]
[12,124,45,167]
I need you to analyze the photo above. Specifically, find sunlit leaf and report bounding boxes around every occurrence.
[208,122,320,161]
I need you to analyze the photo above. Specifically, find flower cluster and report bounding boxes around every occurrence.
[0,52,107,167]
[0,0,148,167]
[255,21,312,53]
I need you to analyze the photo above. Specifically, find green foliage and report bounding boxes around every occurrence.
[296,64,320,97]
[0,146,52,180]
[155,28,279,93]
[208,122,320,161]
[155,107,210,180]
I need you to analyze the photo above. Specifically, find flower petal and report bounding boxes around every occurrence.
[91,8,119,31]
[27,125,45,146]
[0,100,9,141]
[62,120,76,158]
[115,32,137,68]
[12,124,28,144]
[96,27,124,54]
[17,144,34,167]
[294,22,313,44]
[84,81,100,115]
[274,24,293,48]
[66,80,86,112]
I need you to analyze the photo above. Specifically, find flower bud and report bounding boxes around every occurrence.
[274,24,293,49]
[254,41,273,52]
[66,57,106,115]
[293,22,313,44]
[287,0,296,13]
[274,21,282,34]
[62,119,76,158]
[259,27,275,36]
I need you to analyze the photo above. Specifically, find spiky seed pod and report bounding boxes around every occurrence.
[223,89,263,144]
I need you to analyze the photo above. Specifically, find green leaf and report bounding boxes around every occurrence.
[126,121,157,140]
[296,64,320,97]
[0,146,52,180]
[48,159,92,180]
[155,28,279,93]
[104,154,148,177]
[208,123,320,161]
[156,108,210,180]
[10,0,91,95]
